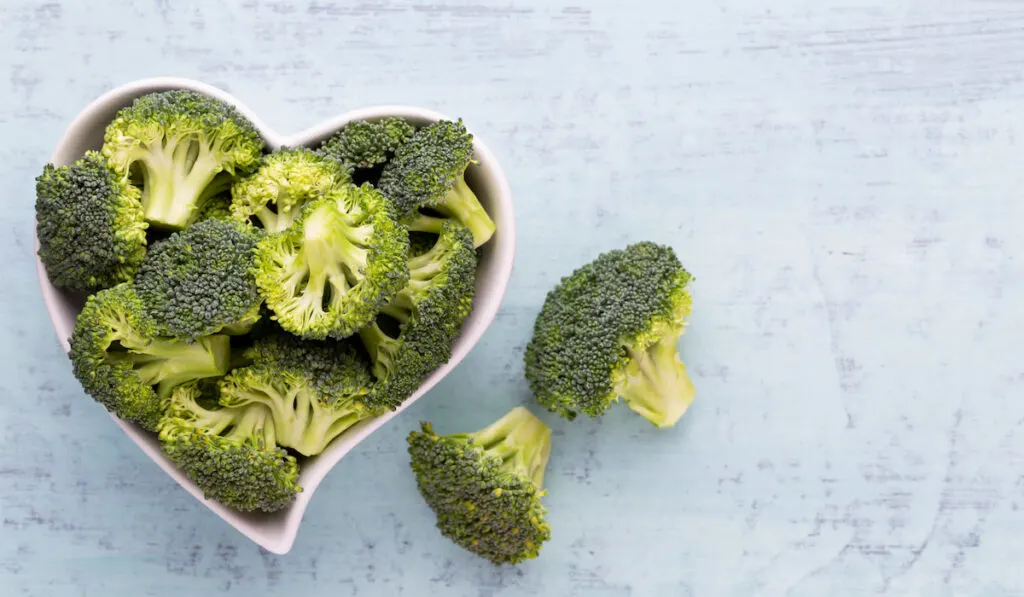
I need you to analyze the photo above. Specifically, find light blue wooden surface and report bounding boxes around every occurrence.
[2,1,1022,595]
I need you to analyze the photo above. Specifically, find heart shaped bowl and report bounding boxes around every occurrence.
[34,77,516,555]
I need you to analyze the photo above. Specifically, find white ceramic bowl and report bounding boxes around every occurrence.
[33,77,516,554]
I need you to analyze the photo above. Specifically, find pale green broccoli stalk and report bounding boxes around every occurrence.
[217,333,380,457]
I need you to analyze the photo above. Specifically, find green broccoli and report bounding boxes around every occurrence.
[358,221,477,409]
[34,151,148,293]
[101,90,264,230]
[524,242,695,428]
[69,282,231,431]
[192,185,234,223]
[158,382,301,513]
[407,406,553,565]
[218,333,380,457]
[230,147,348,233]
[254,183,408,340]
[134,218,264,341]
[316,117,416,171]
[378,119,496,248]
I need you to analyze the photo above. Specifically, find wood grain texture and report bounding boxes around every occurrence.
[2,0,1023,595]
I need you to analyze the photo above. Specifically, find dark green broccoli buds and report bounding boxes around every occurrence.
[408,407,553,565]
[134,218,263,341]
[379,119,496,248]
[35,151,148,293]
[316,117,416,171]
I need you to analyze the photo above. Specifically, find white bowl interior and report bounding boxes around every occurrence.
[34,77,515,554]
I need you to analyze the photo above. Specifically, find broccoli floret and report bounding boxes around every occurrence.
[407,407,553,565]
[316,117,416,171]
[378,119,496,248]
[134,219,263,341]
[102,90,264,230]
[524,242,695,428]
[158,382,301,513]
[254,183,408,340]
[192,185,234,223]
[230,147,348,233]
[357,221,477,409]
[34,151,148,293]
[218,333,380,457]
[68,283,231,431]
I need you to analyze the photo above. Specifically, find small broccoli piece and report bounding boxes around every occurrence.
[254,183,408,340]
[524,242,695,428]
[69,283,231,431]
[230,147,348,233]
[218,333,380,457]
[378,119,496,248]
[316,117,416,171]
[34,151,148,293]
[407,406,553,565]
[102,90,264,230]
[158,382,301,513]
[192,188,234,223]
[357,221,477,409]
[134,219,263,341]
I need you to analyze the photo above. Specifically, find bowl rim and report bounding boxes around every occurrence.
[33,76,516,554]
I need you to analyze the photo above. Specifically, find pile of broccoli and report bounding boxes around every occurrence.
[38,88,700,567]
[37,90,494,515]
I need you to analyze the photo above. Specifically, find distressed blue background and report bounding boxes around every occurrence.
[2,1,1023,595]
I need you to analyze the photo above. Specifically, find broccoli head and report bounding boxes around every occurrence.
[101,89,264,230]
[230,147,348,233]
[254,183,408,340]
[158,382,301,513]
[134,218,263,341]
[358,221,477,409]
[35,151,148,293]
[407,407,553,565]
[316,117,416,171]
[524,242,695,428]
[218,333,380,457]
[68,282,231,431]
[378,119,496,248]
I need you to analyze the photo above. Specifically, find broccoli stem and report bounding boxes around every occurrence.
[256,206,298,234]
[300,402,365,456]
[469,406,552,488]
[137,138,223,229]
[433,176,495,248]
[359,323,401,379]
[619,333,695,429]
[404,213,446,234]
[226,377,364,456]
[299,204,371,310]
[128,334,232,397]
